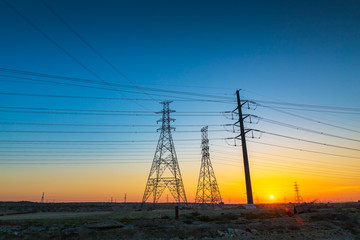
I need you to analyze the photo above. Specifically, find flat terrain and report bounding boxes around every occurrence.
[0,202,359,239]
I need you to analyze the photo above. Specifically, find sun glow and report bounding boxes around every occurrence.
[270,195,274,199]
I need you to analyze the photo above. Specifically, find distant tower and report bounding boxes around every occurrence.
[124,193,127,203]
[142,101,187,204]
[40,192,45,203]
[195,126,222,204]
[294,182,303,203]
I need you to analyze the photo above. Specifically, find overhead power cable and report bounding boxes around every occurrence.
[258,104,360,134]
[248,150,360,168]
[247,140,360,159]
[258,106,360,114]
[0,129,227,134]
[1,0,151,110]
[0,122,222,128]
[0,106,228,116]
[0,138,226,143]
[0,68,233,101]
[257,117,360,142]
[40,0,157,102]
[253,99,360,112]
[255,130,360,152]
[0,91,232,103]
[0,75,233,103]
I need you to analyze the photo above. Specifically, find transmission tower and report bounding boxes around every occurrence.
[142,101,187,204]
[294,182,303,203]
[195,126,222,204]
[40,192,45,203]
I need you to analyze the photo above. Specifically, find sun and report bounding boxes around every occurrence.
[270,195,274,199]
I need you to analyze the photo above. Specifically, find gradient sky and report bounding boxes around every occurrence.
[0,0,359,203]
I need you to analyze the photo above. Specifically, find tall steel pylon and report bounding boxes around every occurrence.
[40,192,44,203]
[195,126,222,204]
[294,182,303,203]
[142,101,187,204]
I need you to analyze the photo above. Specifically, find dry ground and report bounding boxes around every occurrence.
[0,202,359,239]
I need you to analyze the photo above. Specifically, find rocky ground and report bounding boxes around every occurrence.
[0,202,359,239]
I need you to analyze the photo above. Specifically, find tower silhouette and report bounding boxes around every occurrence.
[294,182,303,203]
[195,126,222,204]
[142,101,187,204]
[40,192,45,203]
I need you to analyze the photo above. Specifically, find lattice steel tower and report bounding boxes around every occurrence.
[195,126,222,204]
[294,182,303,203]
[142,101,187,204]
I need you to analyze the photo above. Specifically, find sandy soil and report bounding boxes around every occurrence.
[0,202,359,239]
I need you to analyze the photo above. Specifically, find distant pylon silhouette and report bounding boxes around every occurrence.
[142,101,187,204]
[195,126,222,204]
[40,192,45,203]
[294,182,303,203]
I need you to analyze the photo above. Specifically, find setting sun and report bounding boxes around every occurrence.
[270,195,274,199]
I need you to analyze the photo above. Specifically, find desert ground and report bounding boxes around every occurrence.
[0,202,359,239]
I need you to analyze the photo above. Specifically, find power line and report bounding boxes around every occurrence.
[0,138,226,143]
[0,106,227,116]
[0,91,232,103]
[0,121,223,128]
[212,159,360,179]
[253,100,360,112]
[247,140,360,159]
[258,106,360,114]
[248,150,360,169]
[0,106,223,114]
[258,104,360,134]
[1,0,150,110]
[258,117,360,142]
[0,75,232,103]
[0,68,234,101]
[40,0,158,102]
[0,129,227,134]
[255,129,360,152]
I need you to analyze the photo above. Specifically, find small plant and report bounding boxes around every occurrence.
[118,217,131,223]
[197,215,212,222]
[191,211,200,217]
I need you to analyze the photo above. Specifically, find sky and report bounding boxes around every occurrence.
[0,0,359,203]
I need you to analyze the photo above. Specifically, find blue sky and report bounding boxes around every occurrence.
[0,0,359,202]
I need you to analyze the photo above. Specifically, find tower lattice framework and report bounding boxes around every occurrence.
[195,126,222,204]
[294,182,303,203]
[142,101,187,204]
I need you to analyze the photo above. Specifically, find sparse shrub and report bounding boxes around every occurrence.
[118,217,131,223]
[161,215,170,219]
[287,225,300,231]
[191,211,200,217]
[197,215,212,222]
[183,220,193,224]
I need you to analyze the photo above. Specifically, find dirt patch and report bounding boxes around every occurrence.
[0,202,358,239]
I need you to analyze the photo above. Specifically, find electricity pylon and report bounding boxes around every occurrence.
[294,182,303,203]
[142,101,187,204]
[40,192,45,203]
[195,126,222,204]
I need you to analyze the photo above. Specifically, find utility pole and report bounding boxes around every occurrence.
[235,90,255,208]
[124,193,127,203]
